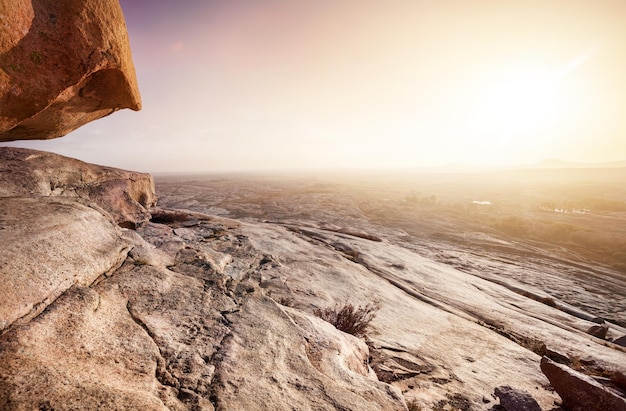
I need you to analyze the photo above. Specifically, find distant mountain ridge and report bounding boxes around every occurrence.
[533,158,626,169]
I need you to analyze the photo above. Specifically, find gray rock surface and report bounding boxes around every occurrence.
[0,147,156,227]
[540,356,626,411]
[0,0,141,141]
[0,212,408,410]
[493,385,541,411]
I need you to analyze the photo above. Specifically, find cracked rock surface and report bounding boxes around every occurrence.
[0,196,131,331]
[2,154,626,410]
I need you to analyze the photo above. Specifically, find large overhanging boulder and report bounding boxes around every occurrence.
[0,0,141,141]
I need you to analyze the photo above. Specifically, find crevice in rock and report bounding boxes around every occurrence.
[205,330,234,409]
[1,289,65,336]
[90,243,134,287]
[1,243,131,336]
[366,340,436,384]
[125,301,180,390]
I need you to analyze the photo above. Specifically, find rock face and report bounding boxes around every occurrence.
[540,357,626,411]
[0,196,132,332]
[0,146,156,335]
[0,186,408,409]
[0,147,156,227]
[0,0,141,141]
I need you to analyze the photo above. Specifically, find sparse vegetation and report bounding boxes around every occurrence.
[406,399,423,411]
[133,257,150,266]
[314,301,380,337]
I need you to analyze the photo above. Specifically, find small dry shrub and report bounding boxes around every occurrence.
[133,257,150,266]
[406,399,423,411]
[314,301,380,337]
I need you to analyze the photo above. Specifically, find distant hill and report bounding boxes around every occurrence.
[534,158,626,169]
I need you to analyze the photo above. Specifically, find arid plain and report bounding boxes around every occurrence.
[152,166,626,409]
[156,167,626,328]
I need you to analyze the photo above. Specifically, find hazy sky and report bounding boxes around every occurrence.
[4,0,626,172]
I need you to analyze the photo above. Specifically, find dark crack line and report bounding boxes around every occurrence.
[1,245,131,336]
[206,330,234,410]
[1,289,65,336]
[125,301,179,390]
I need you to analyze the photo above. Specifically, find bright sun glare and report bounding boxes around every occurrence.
[460,64,558,162]
[481,66,557,137]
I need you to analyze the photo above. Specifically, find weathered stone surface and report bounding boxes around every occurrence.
[0,196,131,332]
[0,222,408,410]
[0,0,141,141]
[213,296,407,411]
[0,147,156,227]
[540,356,626,411]
[0,285,173,411]
[493,385,541,411]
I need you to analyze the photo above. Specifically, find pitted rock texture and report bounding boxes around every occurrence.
[0,0,141,141]
[0,147,156,227]
[0,196,132,332]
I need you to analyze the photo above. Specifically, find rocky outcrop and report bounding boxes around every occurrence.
[213,297,406,410]
[540,356,626,411]
[0,147,156,227]
[0,0,141,141]
[0,208,409,410]
[4,162,626,409]
[0,144,155,334]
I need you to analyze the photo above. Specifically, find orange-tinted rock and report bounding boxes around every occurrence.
[0,0,141,141]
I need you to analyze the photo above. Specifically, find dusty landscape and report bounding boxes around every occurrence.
[2,150,625,410]
[2,1,626,409]
[148,167,626,409]
[155,167,626,328]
